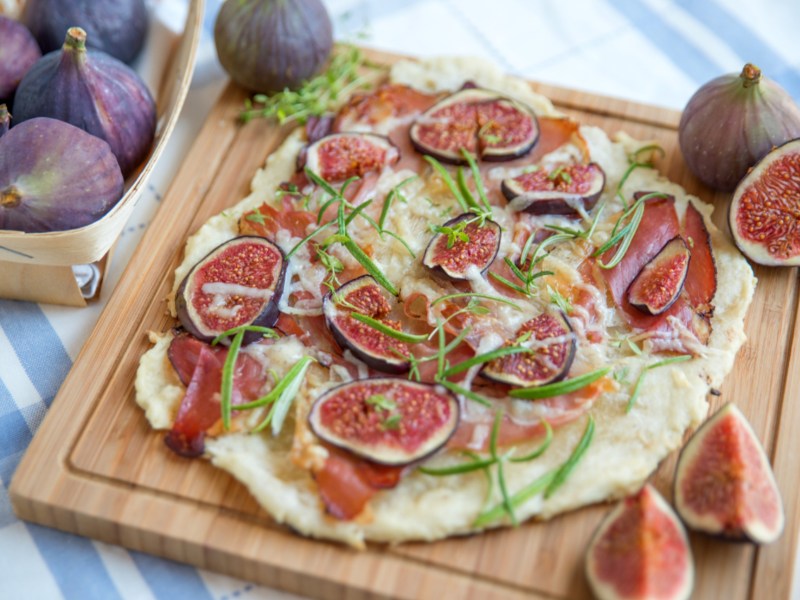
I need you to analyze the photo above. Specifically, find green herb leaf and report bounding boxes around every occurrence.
[252,356,315,435]
[437,379,492,407]
[418,456,497,476]
[431,292,521,311]
[441,345,532,378]
[510,421,553,463]
[626,355,692,413]
[424,155,470,213]
[219,330,245,430]
[343,240,398,296]
[212,325,279,345]
[509,367,610,400]
[349,313,428,343]
[381,413,403,430]
[366,393,396,412]
[544,415,594,498]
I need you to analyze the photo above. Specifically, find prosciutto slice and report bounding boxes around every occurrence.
[165,333,266,457]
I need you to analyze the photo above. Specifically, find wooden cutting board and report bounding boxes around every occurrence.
[10,48,800,600]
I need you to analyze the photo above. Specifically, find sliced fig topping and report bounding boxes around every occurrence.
[481,311,576,387]
[729,138,800,266]
[627,236,690,316]
[675,403,784,544]
[410,87,539,164]
[586,484,694,600]
[309,378,459,465]
[323,276,410,373]
[304,132,399,182]
[422,214,501,280]
[501,162,605,216]
[176,236,286,345]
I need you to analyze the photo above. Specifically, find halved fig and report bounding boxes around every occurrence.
[308,378,459,465]
[304,132,399,182]
[323,276,410,373]
[422,214,501,280]
[627,236,690,315]
[729,138,800,266]
[176,236,286,345]
[481,311,576,387]
[410,87,539,164]
[501,162,605,216]
[674,403,784,544]
[586,484,694,600]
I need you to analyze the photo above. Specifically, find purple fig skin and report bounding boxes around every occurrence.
[0,16,41,101]
[214,0,333,93]
[0,105,9,137]
[13,28,156,178]
[0,117,124,232]
[22,0,148,64]
[679,63,800,192]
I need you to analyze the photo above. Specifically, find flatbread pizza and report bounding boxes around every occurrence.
[135,56,755,549]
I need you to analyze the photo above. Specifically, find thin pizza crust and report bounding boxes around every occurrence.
[136,56,755,549]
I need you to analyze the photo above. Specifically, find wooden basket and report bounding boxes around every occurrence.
[0,0,204,306]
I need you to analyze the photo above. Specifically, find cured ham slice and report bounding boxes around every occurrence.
[596,196,717,348]
[165,333,266,457]
[315,447,403,520]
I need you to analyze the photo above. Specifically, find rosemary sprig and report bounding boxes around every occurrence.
[211,325,279,345]
[350,313,428,343]
[240,45,373,125]
[594,191,668,270]
[509,367,611,400]
[430,292,521,311]
[473,414,594,526]
[249,356,316,434]
[626,355,692,413]
[436,379,492,408]
[440,345,533,378]
[220,330,245,430]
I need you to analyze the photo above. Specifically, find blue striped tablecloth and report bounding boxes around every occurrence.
[2,1,798,598]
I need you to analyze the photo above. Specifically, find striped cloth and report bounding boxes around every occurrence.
[1,0,798,598]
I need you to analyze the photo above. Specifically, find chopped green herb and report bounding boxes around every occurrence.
[431,292,521,311]
[240,45,375,125]
[245,212,267,225]
[548,285,572,314]
[350,313,428,343]
[252,356,316,435]
[509,367,611,400]
[544,415,594,498]
[440,345,532,378]
[366,393,396,412]
[626,355,692,413]
[381,413,403,430]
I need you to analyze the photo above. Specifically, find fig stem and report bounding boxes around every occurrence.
[64,27,88,52]
[740,63,762,88]
[0,186,21,208]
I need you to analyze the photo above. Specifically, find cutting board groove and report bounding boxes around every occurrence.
[10,48,800,600]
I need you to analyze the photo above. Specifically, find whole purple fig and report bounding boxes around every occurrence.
[679,63,800,192]
[22,0,148,64]
[214,0,333,93]
[0,117,124,232]
[0,16,41,101]
[13,27,156,178]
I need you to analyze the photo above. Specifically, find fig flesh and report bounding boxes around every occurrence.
[410,87,539,164]
[0,16,41,101]
[679,63,800,192]
[627,236,690,315]
[729,138,800,266]
[305,133,399,182]
[586,484,694,600]
[323,276,410,373]
[674,403,784,544]
[22,0,148,64]
[481,311,576,387]
[176,236,287,345]
[308,378,459,466]
[214,0,333,93]
[0,117,124,232]
[501,162,605,216]
[422,214,502,280]
[13,27,156,177]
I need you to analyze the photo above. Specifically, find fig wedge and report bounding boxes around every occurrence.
[309,378,459,466]
[410,87,539,164]
[729,138,800,266]
[176,236,286,345]
[674,403,784,544]
[586,484,694,600]
[481,311,576,387]
[323,276,410,373]
[501,162,605,216]
[627,236,690,315]
[422,214,501,280]
[304,132,399,182]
